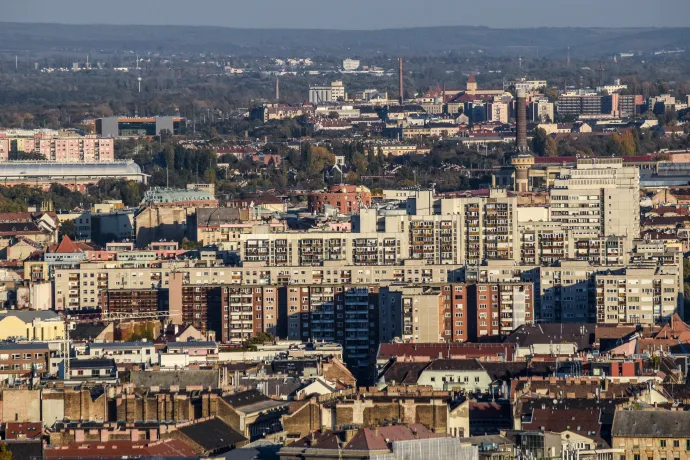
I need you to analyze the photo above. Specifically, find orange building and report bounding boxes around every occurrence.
[308,185,372,214]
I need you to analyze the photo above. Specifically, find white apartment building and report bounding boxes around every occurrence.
[550,158,640,246]
[309,81,346,104]
[342,59,360,71]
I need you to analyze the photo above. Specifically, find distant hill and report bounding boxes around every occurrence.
[0,22,688,58]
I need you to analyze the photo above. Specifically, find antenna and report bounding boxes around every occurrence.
[136,54,140,70]
[566,47,570,67]
[137,76,142,93]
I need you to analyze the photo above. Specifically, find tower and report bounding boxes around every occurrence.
[466,74,478,94]
[511,154,534,193]
[398,58,404,105]
[516,89,528,153]
[511,88,533,193]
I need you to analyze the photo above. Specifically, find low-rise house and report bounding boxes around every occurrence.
[87,341,156,364]
[62,358,117,383]
[163,341,219,365]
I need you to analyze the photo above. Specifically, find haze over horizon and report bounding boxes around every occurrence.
[5,0,690,29]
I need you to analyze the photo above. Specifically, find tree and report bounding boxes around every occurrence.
[247,332,274,346]
[59,220,76,240]
[531,128,553,156]
[0,443,11,460]
[609,131,637,156]
[351,152,369,173]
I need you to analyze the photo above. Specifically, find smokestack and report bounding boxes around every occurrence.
[516,89,528,152]
[276,78,280,101]
[398,58,404,105]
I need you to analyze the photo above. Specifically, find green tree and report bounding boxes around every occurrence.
[59,220,77,240]
[0,443,11,460]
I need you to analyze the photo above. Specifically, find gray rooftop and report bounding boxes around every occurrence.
[0,310,60,323]
[0,342,51,350]
[90,341,155,350]
[130,369,219,389]
[612,410,690,438]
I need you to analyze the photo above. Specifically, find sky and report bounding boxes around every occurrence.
[4,0,690,29]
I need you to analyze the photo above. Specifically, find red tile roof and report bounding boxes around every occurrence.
[4,422,43,440]
[43,440,198,459]
[377,343,516,362]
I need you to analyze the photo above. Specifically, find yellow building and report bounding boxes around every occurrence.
[0,311,65,341]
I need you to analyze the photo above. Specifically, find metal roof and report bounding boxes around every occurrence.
[0,161,143,177]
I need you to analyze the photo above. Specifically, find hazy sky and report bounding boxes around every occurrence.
[5,0,690,29]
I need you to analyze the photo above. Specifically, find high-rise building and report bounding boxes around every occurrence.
[549,158,640,245]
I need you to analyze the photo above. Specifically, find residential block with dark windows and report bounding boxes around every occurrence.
[0,342,50,381]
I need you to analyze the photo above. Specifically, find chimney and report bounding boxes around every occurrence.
[399,58,404,105]
[276,78,280,101]
[516,89,528,152]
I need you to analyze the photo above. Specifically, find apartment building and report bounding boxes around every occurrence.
[595,266,679,324]
[280,284,379,373]
[308,81,346,104]
[0,132,114,162]
[100,289,168,317]
[379,286,445,343]
[550,158,640,245]
[468,283,533,338]
[53,259,459,310]
[0,342,51,381]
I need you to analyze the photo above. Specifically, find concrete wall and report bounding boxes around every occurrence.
[1,389,41,422]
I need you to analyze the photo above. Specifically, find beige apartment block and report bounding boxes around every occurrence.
[550,158,640,245]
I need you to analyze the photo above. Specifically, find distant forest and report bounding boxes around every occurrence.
[0,23,689,58]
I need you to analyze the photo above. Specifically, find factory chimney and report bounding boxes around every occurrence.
[398,58,404,105]
[276,78,280,101]
[516,89,528,152]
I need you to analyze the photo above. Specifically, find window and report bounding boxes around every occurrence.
[660,440,666,448]
[634,455,640,460]
[674,441,680,448]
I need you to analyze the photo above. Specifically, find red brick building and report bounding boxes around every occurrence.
[308,185,372,214]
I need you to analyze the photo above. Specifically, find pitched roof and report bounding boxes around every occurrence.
[43,440,197,459]
[4,422,43,440]
[52,235,82,254]
[612,410,690,438]
[177,417,246,452]
[377,342,515,361]
[378,361,430,384]
[222,389,271,408]
[503,324,595,350]
[71,323,109,341]
[425,359,486,372]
